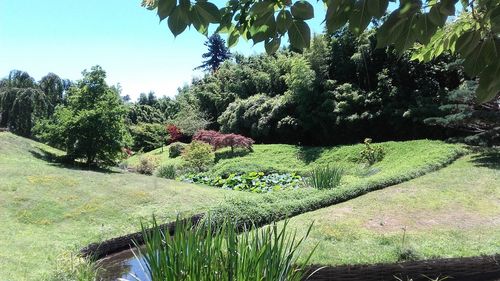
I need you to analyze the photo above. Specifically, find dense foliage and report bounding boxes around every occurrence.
[425,81,500,146]
[181,172,303,193]
[193,130,254,152]
[143,0,499,102]
[34,66,131,165]
[181,141,215,172]
[174,30,467,145]
[0,70,68,137]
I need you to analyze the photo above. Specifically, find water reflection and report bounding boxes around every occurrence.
[97,248,146,281]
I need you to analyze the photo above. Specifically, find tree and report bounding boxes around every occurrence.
[425,81,500,146]
[0,71,49,137]
[39,73,66,114]
[142,0,500,102]
[34,66,131,166]
[196,34,232,72]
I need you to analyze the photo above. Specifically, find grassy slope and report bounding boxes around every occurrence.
[0,133,253,281]
[128,140,464,177]
[285,153,500,265]
[206,140,466,227]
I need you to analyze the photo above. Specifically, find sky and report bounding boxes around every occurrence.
[0,0,327,100]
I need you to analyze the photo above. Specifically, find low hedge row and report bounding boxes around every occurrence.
[208,145,466,227]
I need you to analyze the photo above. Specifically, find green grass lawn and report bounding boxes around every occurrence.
[283,153,500,266]
[0,132,468,280]
[0,133,254,281]
[128,140,465,178]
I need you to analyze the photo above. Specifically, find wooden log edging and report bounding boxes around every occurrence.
[306,255,500,281]
[80,214,204,260]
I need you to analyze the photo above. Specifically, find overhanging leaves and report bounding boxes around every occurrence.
[288,19,310,50]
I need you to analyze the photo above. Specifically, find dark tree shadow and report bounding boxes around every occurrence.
[296,146,324,164]
[29,149,121,174]
[470,148,500,170]
[215,149,251,162]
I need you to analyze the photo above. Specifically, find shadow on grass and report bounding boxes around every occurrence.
[29,149,121,174]
[470,149,500,170]
[296,146,324,164]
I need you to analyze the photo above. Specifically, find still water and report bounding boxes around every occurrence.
[97,248,147,281]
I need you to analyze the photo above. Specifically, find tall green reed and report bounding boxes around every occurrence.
[306,165,343,190]
[134,216,317,281]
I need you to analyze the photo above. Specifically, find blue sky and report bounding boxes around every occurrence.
[0,1,327,100]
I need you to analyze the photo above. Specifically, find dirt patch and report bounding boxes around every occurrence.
[364,207,500,232]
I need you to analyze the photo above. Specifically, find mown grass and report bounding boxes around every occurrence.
[205,140,466,227]
[282,154,500,265]
[0,133,253,281]
[0,133,466,280]
[129,140,465,179]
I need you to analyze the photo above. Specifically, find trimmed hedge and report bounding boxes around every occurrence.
[208,144,466,227]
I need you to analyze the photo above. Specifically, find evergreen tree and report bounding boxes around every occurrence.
[425,81,500,147]
[196,34,231,73]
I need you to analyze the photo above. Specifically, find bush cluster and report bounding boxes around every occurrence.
[181,141,215,172]
[193,130,254,152]
[136,155,159,175]
[156,164,176,179]
[181,172,303,193]
[360,138,386,165]
[168,142,186,158]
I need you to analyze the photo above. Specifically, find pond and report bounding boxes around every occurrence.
[97,248,145,281]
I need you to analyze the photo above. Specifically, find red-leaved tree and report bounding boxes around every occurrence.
[166,124,183,144]
[193,130,254,152]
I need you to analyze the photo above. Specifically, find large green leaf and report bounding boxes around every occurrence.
[251,12,276,44]
[277,10,293,34]
[455,30,480,57]
[195,2,221,23]
[168,6,190,36]
[490,6,500,33]
[227,28,240,48]
[428,5,447,27]
[158,0,176,21]
[415,13,437,44]
[288,19,310,50]
[367,0,388,19]
[477,60,500,103]
[190,5,209,35]
[349,0,372,34]
[463,38,497,77]
[250,0,275,16]
[265,37,281,54]
[291,1,314,20]
[325,0,355,32]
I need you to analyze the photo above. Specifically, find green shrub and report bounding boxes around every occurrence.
[181,141,215,172]
[156,164,176,179]
[137,216,316,281]
[360,138,386,165]
[181,172,303,193]
[136,155,158,175]
[306,165,343,190]
[168,142,186,158]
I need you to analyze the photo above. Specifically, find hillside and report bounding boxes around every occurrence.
[0,133,253,280]
[0,133,467,280]
[127,140,464,177]
[286,153,500,265]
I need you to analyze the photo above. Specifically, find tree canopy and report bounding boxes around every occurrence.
[34,66,131,165]
[142,0,500,102]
